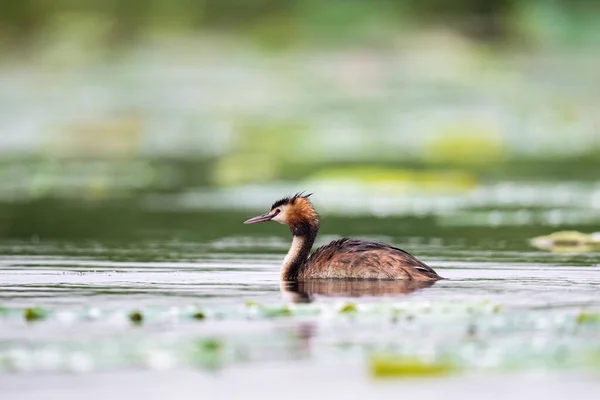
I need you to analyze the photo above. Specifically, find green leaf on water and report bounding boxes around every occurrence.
[128,310,144,325]
[192,338,224,370]
[24,307,47,322]
[245,300,292,318]
[200,338,223,353]
[339,303,358,314]
[370,355,454,378]
[192,311,206,320]
[261,306,292,318]
[576,312,600,324]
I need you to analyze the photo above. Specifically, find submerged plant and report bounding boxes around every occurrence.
[370,355,454,378]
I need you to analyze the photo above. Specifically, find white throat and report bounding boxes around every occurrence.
[281,235,306,279]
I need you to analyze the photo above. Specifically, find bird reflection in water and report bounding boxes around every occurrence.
[281,279,437,303]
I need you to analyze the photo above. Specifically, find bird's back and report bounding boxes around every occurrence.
[298,238,440,281]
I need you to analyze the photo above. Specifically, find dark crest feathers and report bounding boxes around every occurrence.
[271,191,312,210]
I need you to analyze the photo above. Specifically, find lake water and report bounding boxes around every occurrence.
[1,181,600,399]
[1,41,600,398]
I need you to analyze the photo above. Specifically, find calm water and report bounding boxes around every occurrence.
[1,34,600,398]
[1,182,600,399]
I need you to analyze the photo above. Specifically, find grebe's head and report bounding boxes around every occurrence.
[244,192,319,235]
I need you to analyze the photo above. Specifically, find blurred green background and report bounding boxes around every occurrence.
[1,0,599,241]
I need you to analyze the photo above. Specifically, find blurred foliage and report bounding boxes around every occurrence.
[1,0,599,236]
[1,0,599,49]
[576,312,600,325]
[307,167,478,193]
[530,230,600,253]
[424,123,506,166]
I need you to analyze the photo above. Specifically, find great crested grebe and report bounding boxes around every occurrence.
[244,192,441,281]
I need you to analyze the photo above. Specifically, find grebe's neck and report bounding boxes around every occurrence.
[281,224,318,281]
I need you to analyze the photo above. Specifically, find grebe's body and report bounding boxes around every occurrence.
[244,193,441,281]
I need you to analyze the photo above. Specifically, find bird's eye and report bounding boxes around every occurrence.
[274,208,281,214]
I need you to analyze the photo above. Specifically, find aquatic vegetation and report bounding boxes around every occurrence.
[339,303,358,314]
[0,299,510,324]
[370,355,455,378]
[192,311,206,320]
[0,300,598,374]
[424,124,506,166]
[308,166,477,193]
[260,306,293,318]
[530,231,600,253]
[128,310,144,325]
[212,154,279,186]
[246,301,293,318]
[23,307,48,322]
[576,312,600,325]
[191,338,225,370]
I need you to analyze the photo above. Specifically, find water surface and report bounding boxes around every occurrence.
[1,192,599,377]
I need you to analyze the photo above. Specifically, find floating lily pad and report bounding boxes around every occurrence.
[128,310,144,325]
[576,312,600,325]
[24,307,48,322]
[339,303,358,314]
[245,301,292,318]
[260,306,292,318]
[192,311,206,320]
[530,231,600,252]
[370,355,454,378]
[191,338,224,370]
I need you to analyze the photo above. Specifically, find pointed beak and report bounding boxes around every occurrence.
[244,212,275,224]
